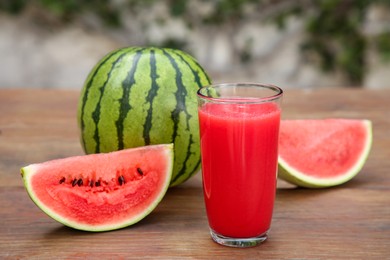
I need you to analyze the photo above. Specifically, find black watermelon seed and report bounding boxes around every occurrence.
[89,180,94,187]
[59,177,66,184]
[72,179,78,187]
[118,175,125,185]
[95,180,101,187]
[77,178,83,186]
[137,168,144,176]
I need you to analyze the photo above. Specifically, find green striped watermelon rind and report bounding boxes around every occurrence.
[78,47,211,187]
[278,119,373,188]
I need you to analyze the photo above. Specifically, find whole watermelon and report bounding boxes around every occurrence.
[77,47,211,187]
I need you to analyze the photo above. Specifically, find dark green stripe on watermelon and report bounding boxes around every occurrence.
[171,49,212,86]
[116,49,144,150]
[92,52,129,153]
[143,49,159,145]
[78,47,211,187]
[78,48,129,152]
[162,49,199,184]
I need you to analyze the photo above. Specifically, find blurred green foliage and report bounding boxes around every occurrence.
[1,0,389,85]
[276,0,390,84]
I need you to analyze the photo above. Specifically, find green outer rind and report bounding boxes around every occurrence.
[277,120,373,188]
[20,144,174,232]
[78,47,211,188]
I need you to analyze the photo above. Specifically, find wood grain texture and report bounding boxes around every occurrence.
[0,88,389,259]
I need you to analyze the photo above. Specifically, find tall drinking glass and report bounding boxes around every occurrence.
[197,83,283,247]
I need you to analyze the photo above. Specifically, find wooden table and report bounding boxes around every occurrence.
[0,88,389,259]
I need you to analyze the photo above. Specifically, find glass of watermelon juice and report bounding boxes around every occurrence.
[197,83,283,247]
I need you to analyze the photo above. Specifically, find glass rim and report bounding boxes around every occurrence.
[197,82,283,104]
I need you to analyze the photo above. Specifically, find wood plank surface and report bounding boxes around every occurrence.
[0,88,389,259]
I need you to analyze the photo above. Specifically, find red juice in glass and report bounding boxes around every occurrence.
[197,83,282,247]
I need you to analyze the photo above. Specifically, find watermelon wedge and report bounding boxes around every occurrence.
[278,119,372,188]
[21,144,173,231]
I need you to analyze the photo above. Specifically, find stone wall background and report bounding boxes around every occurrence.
[1,1,389,90]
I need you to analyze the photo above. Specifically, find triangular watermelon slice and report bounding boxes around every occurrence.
[21,144,173,231]
[278,119,372,188]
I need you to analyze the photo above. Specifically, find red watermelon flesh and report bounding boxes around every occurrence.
[278,119,372,188]
[21,144,173,231]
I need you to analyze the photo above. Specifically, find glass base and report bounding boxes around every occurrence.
[210,229,268,248]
